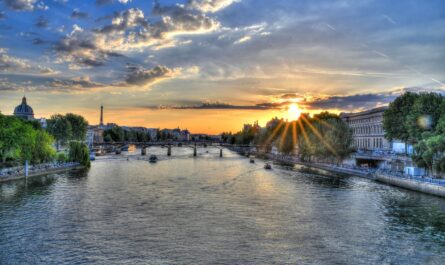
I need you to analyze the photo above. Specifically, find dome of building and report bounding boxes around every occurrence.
[13,96,35,120]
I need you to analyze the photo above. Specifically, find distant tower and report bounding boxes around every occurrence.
[100,105,104,126]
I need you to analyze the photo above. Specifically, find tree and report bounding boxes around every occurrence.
[68,141,90,167]
[324,118,354,164]
[383,92,419,150]
[47,114,72,150]
[103,126,124,142]
[30,130,56,164]
[65,113,88,141]
[296,114,353,163]
[412,134,445,176]
[406,93,444,143]
[0,114,55,165]
[0,114,23,163]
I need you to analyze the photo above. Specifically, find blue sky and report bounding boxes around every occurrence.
[0,0,444,132]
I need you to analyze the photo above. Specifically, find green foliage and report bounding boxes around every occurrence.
[412,135,445,174]
[383,92,419,143]
[0,113,55,165]
[47,114,72,150]
[29,130,56,164]
[65,113,88,141]
[123,129,149,142]
[296,115,353,162]
[226,113,353,161]
[0,114,24,163]
[103,126,124,142]
[56,152,68,163]
[406,93,444,143]
[385,92,445,175]
[68,141,90,167]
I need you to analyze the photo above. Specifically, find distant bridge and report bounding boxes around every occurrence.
[90,141,268,156]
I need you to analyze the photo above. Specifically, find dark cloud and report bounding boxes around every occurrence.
[71,9,89,19]
[124,65,177,86]
[300,93,396,111]
[159,101,285,110]
[280,93,301,99]
[96,0,113,6]
[3,0,47,11]
[35,16,48,28]
[47,77,105,90]
[31,37,46,45]
[54,26,110,67]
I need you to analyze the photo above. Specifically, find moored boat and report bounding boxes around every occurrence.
[149,155,158,163]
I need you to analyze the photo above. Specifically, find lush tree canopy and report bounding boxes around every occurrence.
[68,141,90,167]
[384,92,445,175]
[0,114,55,165]
[47,114,72,150]
[65,113,89,141]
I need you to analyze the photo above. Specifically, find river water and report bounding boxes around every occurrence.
[1,147,445,264]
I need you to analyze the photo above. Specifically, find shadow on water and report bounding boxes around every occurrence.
[0,168,89,202]
[381,193,445,244]
[275,163,353,189]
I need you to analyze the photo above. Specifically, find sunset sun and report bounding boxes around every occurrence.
[286,103,302,121]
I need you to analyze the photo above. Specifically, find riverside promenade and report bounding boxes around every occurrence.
[0,162,83,183]
[233,147,445,199]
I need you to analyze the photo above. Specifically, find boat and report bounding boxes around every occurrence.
[264,163,272,170]
[149,155,158,163]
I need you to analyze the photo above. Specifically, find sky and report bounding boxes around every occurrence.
[0,0,444,133]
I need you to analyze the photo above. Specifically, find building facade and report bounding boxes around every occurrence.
[340,106,391,151]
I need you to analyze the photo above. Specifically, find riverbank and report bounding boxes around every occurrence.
[0,163,84,183]
[238,148,445,198]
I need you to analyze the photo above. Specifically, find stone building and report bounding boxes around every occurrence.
[340,106,391,151]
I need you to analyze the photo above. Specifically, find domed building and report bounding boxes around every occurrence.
[13,96,35,121]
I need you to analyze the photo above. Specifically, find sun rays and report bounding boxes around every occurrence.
[260,104,339,159]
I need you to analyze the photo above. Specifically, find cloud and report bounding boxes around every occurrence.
[97,8,146,34]
[300,93,397,111]
[0,48,31,71]
[96,0,131,5]
[234,35,251,44]
[155,101,284,110]
[124,65,180,87]
[71,9,89,19]
[187,0,239,13]
[47,76,105,91]
[96,0,112,6]
[3,0,48,11]
[0,47,58,74]
[35,16,48,28]
[54,2,230,67]
[55,24,121,68]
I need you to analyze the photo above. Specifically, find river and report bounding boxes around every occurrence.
[1,147,445,264]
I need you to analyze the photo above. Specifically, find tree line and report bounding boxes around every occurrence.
[221,111,354,164]
[0,112,90,168]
